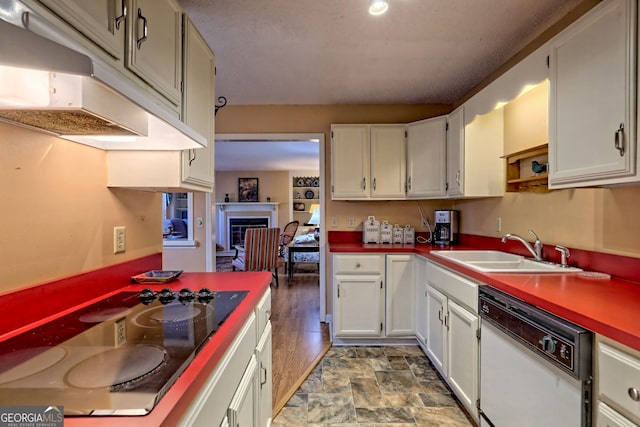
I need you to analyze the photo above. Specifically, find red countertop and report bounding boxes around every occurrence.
[0,255,272,426]
[329,234,640,352]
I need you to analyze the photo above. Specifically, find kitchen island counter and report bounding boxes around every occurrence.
[0,259,272,426]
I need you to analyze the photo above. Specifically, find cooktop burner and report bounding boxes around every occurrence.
[0,288,247,416]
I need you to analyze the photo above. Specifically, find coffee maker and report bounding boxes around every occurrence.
[433,210,459,245]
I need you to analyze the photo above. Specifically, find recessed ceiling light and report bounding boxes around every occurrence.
[369,0,389,15]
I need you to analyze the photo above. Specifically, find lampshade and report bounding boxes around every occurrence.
[369,0,389,15]
[308,204,321,225]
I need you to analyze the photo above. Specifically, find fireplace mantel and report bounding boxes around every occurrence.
[216,203,279,253]
[217,202,279,212]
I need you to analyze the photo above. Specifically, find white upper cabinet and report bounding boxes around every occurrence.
[331,125,370,199]
[38,0,125,60]
[549,0,637,188]
[127,0,183,106]
[106,16,215,192]
[181,16,215,189]
[38,0,183,108]
[446,107,465,197]
[449,104,505,198]
[331,124,406,200]
[406,117,447,198]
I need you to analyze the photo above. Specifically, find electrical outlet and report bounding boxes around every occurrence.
[347,217,356,228]
[331,216,338,227]
[113,226,126,254]
[496,217,502,232]
[115,318,126,346]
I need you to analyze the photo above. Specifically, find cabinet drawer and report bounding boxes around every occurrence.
[333,254,384,274]
[426,261,478,312]
[598,341,640,423]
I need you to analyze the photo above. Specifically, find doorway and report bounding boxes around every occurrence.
[214,133,327,322]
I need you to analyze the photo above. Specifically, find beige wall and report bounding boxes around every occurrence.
[1,122,162,293]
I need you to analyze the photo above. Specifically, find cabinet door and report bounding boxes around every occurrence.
[331,125,370,199]
[549,0,636,188]
[39,0,125,59]
[385,254,415,337]
[446,107,464,197]
[426,285,447,375]
[334,274,383,338]
[370,125,406,199]
[447,300,479,422]
[127,0,182,105]
[255,322,272,427]
[181,17,215,188]
[414,256,428,346]
[406,117,447,198]
[228,355,257,427]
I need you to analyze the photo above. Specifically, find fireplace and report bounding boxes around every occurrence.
[216,202,279,253]
[229,217,269,247]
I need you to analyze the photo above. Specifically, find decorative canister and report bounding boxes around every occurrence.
[403,224,415,244]
[392,224,404,244]
[380,221,393,244]
[362,216,380,243]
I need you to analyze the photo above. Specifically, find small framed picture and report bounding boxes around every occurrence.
[293,202,306,211]
[238,177,259,202]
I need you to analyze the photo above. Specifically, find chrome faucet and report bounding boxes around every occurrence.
[501,229,543,261]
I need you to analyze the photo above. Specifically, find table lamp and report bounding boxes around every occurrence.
[308,204,320,241]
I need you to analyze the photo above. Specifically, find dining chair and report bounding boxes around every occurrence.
[232,227,282,286]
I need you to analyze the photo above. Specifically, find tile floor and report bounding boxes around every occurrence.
[273,346,475,426]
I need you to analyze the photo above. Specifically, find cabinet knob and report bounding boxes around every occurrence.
[355,263,361,268]
[629,387,640,401]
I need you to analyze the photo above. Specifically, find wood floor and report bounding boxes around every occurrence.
[270,267,331,416]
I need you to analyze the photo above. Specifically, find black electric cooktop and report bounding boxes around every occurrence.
[0,289,247,416]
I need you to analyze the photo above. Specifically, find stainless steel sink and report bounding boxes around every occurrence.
[430,250,582,273]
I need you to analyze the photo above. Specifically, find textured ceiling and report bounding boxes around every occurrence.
[180,0,583,106]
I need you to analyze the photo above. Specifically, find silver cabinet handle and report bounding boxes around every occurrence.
[407,176,411,191]
[614,123,625,156]
[115,0,127,30]
[629,387,640,401]
[188,149,196,166]
[456,170,461,186]
[136,8,148,49]
[373,177,376,191]
[260,364,268,387]
[362,177,366,191]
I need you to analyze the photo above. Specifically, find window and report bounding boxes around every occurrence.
[162,192,195,246]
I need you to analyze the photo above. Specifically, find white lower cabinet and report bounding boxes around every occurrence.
[180,288,272,426]
[256,322,273,427]
[425,284,447,373]
[385,254,415,337]
[333,273,384,338]
[332,253,414,341]
[414,256,428,347]
[596,335,640,426]
[425,261,479,423]
[228,356,258,427]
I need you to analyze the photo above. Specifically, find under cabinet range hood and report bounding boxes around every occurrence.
[0,6,206,150]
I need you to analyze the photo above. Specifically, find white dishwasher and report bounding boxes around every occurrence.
[478,286,593,427]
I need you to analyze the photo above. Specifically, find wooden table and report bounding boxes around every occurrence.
[287,242,319,280]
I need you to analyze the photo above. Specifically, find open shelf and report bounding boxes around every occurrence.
[503,144,550,192]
